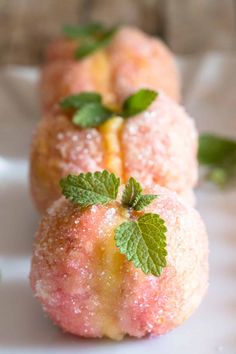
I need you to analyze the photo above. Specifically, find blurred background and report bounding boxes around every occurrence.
[0,0,236,65]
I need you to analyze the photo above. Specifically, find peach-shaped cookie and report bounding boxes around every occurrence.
[30,92,198,213]
[30,180,208,340]
[40,26,180,112]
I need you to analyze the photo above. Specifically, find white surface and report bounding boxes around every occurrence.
[0,56,236,353]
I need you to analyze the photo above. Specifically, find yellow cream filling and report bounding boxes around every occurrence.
[91,51,116,108]
[94,208,128,340]
[99,117,124,180]
[91,51,128,339]
[92,50,125,180]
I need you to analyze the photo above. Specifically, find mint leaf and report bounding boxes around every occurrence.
[61,89,158,129]
[133,194,158,211]
[75,27,117,59]
[199,134,236,186]
[199,134,236,165]
[72,102,113,128]
[121,177,157,210]
[208,168,228,187]
[60,92,102,110]
[60,171,120,207]
[115,213,167,276]
[121,89,158,118]
[121,177,142,208]
[75,40,101,59]
[63,23,117,58]
[63,23,104,39]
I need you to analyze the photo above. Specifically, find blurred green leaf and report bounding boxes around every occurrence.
[199,134,236,187]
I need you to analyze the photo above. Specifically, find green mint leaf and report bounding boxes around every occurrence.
[72,102,113,128]
[75,40,102,59]
[198,134,236,165]
[61,88,159,129]
[121,89,158,118]
[133,194,158,211]
[63,22,104,38]
[121,177,142,208]
[74,27,117,59]
[60,92,102,110]
[121,177,157,210]
[208,168,228,187]
[199,134,236,187]
[115,213,167,276]
[60,171,120,207]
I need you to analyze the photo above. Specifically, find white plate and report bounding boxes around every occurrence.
[0,58,236,354]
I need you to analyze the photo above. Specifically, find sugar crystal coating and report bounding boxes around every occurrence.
[122,92,198,194]
[30,185,208,339]
[30,115,104,213]
[30,93,198,213]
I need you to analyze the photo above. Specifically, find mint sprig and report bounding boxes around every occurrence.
[63,23,105,39]
[63,22,117,59]
[115,213,167,276]
[121,177,157,211]
[72,103,114,128]
[60,88,158,128]
[60,171,167,277]
[199,134,236,187]
[60,171,120,207]
[121,89,158,118]
[133,194,158,211]
[121,177,142,207]
[75,28,117,59]
[60,92,102,110]
[60,92,113,128]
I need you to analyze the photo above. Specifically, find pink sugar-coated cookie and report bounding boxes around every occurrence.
[40,26,181,112]
[30,92,198,213]
[30,184,208,340]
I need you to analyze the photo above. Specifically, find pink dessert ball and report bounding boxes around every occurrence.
[30,92,198,213]
[30,184,208,339]
[40,26,181,112]
[107,27,181,105]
